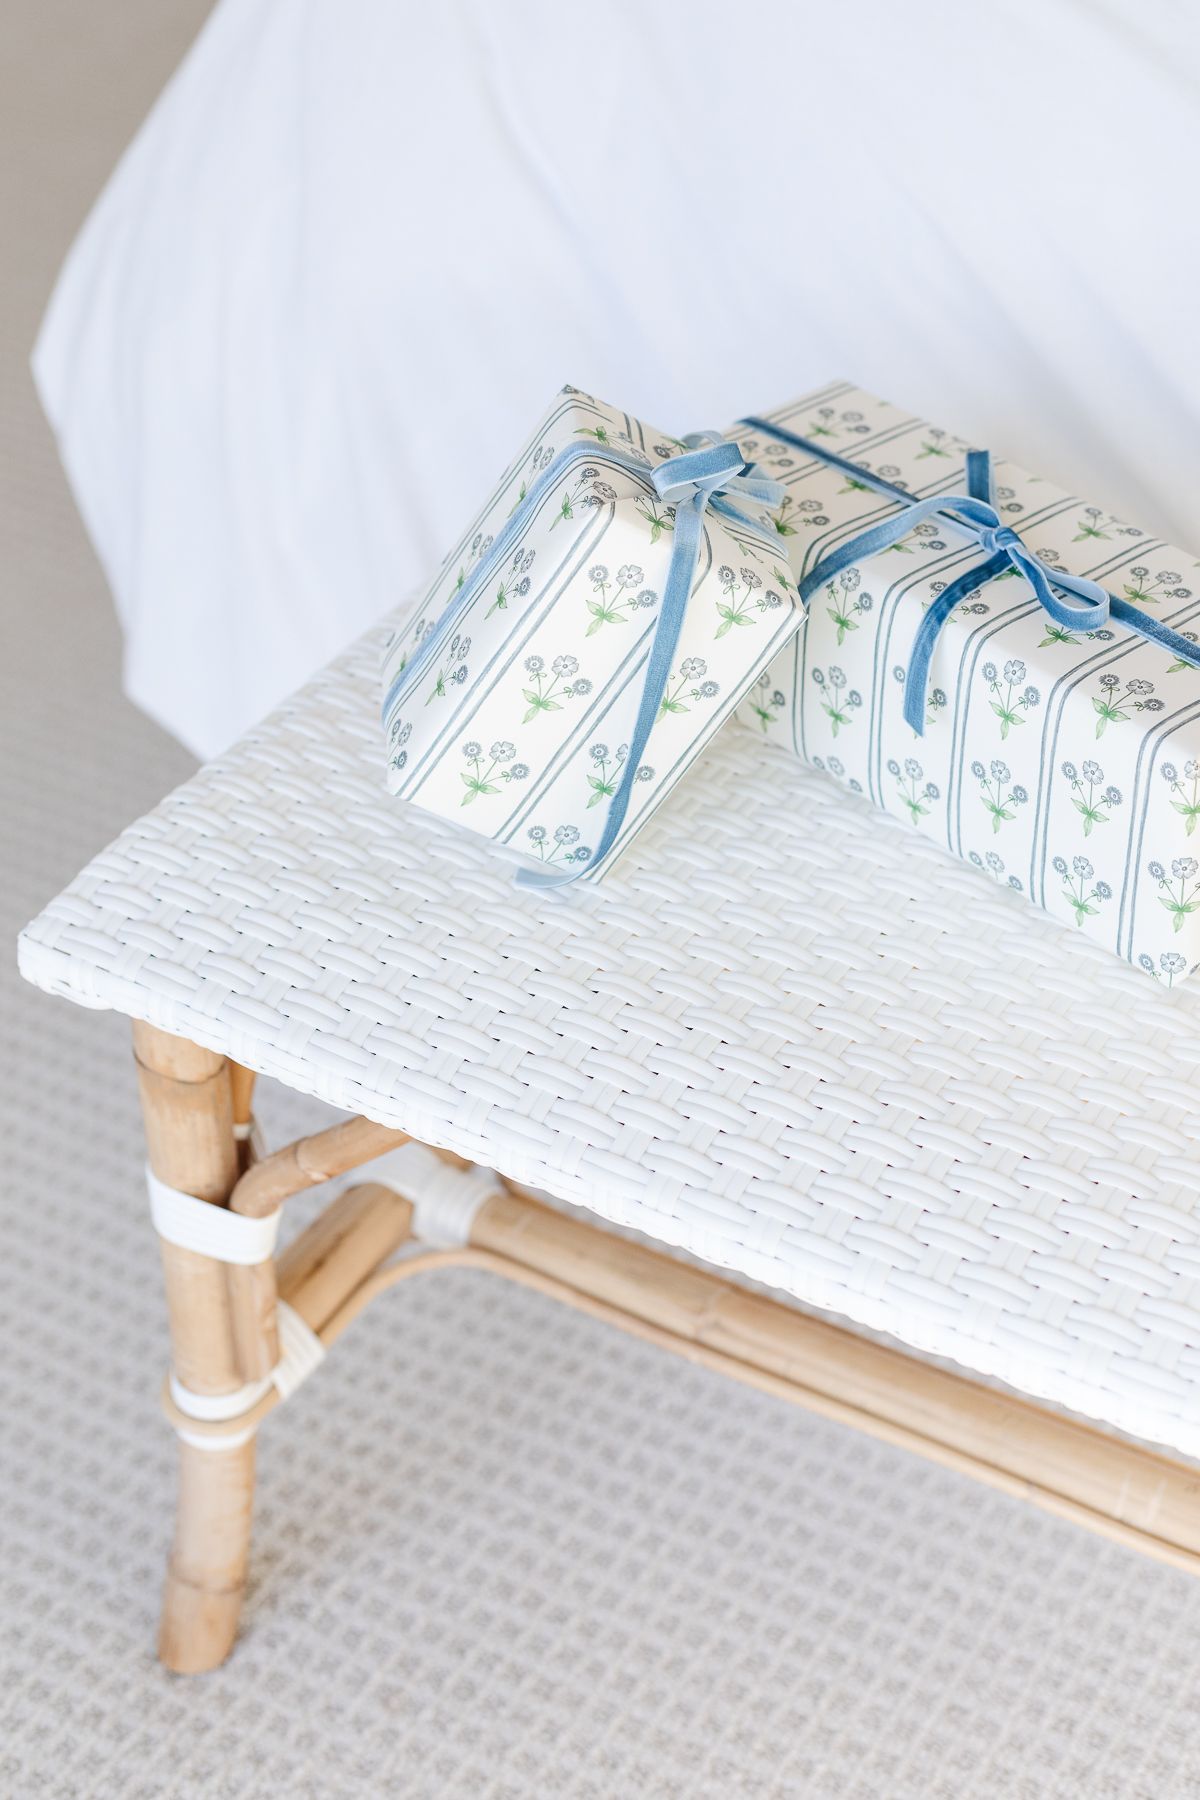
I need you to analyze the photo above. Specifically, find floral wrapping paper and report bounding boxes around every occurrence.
[734,380,1200,987]
[380,388,801,878]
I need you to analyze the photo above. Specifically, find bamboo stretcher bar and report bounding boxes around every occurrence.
[166,1175,1200,1576]
[230,1114,411,1218]
[276,1180,415,1325]
[224,1115,412,1381]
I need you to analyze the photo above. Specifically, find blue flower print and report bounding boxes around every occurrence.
[887,756,940,824]
[426,633,471,704]
[521,653,591,723]
[982,659,1039,739]
[1138,949,1190,988]
[1053,854,1112,926]
[460,739,529,805]
[488,547,536,618]
[1062,759,1122,836]
[1161,759,1200,836]
[969,849,1022,892]
[1149,856,1200,933]
[812,665,862,736]
[972,758,1028,832]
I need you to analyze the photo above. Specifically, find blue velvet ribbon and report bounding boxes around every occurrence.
[740,416,1200,735]
[384,431,782,887]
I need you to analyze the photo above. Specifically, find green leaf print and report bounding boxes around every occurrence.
[458,739,529,807]
[583,563,650,633]
[635,498,674,544]
[887,754,939,824]
[1052,853,1112,927]
[583,742,627,809]
[1123,565,1191,608]
[1148,855,1200,932]
[814,667,862,737]
[1072,507,1116,542]
[522,690,562,722]
[519,654,590,721]
[460,774,501,803]
[1160,760,1200,838]
[971,758,1028,834]
[714,605,754,638]
[982,661,1040,741]
[711,563,785,639]
[748,672,787,733]
[1090,674,1159,738]
[1062,758,1122,839]
[825,569,872,647]
[990,698,1024,738]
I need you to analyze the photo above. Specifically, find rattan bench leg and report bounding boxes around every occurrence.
[133,1023,256,1674]
[159,1437,257,1673]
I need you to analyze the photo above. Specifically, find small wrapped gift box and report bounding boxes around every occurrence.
[733,381,1200,986]
[381,388,802,884]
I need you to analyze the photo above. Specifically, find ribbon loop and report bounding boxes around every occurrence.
[652,435,786,517]
[652,439,745,503]
[740,414,1200,736]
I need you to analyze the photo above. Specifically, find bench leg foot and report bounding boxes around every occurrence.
[159,1436,256,1672]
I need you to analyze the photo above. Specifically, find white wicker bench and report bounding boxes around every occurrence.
[19,618,1200,1671]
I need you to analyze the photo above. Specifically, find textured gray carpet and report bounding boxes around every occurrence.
[5,7,1200,1798]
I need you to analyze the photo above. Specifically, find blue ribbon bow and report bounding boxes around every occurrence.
[384,430,782,888]
[740,417,1200,734]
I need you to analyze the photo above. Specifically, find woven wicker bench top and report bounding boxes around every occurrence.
[20,622,1200,1456]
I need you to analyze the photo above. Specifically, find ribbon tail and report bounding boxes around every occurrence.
[1110,599,1200,670]
[964,448,994,504]
[740,416,916,508]
[707,488,781,536]
[516,493,705,890]
[903,552,1009,735]
[797,495,962,606]
[1021,559,1111,633]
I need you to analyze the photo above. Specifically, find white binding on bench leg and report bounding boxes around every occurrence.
[270,1300,326,1400]
[149,1169,326,1443]
[370,1143,499,1248]
[168,1371,273,1420]
[174,1423,259,1453]
[165,1300,325,1429]
[147,1164,281,1263]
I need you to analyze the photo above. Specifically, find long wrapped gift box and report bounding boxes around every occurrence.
[733,380,1200,986]
[381,388,801,884]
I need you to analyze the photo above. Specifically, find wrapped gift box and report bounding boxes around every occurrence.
[733,381,1200,986]
[381,388,801,883]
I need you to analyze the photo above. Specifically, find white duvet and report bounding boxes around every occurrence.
[35,0,1200,757]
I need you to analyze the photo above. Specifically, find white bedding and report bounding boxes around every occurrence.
[35,0,1200,757]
